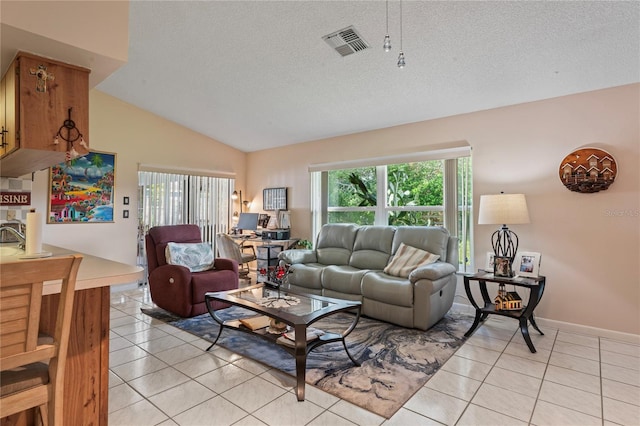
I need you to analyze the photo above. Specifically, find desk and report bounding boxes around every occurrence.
[463,272,546,353]
[231,235,299,250]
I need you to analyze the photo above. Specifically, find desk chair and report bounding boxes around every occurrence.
[0,254,83,426]
[216,233,256,278]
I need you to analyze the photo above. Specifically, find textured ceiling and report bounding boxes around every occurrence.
[95,1,640,153]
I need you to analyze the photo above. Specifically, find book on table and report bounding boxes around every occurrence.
[239,315,271,330]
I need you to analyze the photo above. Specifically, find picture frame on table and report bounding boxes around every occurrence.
[494,256,512,278]
[258,214,270,228]
[485,252,496,272]
[515,252,542,278]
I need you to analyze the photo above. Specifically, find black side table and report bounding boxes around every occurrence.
[463,272,546,353]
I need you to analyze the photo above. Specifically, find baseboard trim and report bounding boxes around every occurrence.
[451,302,640,345]
[535,317,640,344]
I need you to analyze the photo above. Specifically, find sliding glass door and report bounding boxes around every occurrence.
[137,171,233,278]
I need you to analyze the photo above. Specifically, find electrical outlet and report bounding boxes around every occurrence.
[7,210,16,221]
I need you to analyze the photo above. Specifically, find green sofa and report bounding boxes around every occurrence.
[278,223,459,330]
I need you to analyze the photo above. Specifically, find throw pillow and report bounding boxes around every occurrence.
[165,242,215,272]
[383,242,440,278]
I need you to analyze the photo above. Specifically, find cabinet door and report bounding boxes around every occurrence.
[0,53,90,177]
[18,54,89,155]
[0,60,18,156]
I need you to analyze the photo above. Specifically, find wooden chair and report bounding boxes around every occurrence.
[0,254,83,426]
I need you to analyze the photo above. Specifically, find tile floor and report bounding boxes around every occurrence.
[109,285,640,425]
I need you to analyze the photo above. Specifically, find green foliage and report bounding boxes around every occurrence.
[328,167,376,207]
[328,211,375,225]
[348,172,376,206]
[295,239,313,249]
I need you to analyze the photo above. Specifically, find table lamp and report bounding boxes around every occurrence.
[478,193,530,272]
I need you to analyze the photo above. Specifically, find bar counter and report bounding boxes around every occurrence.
[1,244,143,426]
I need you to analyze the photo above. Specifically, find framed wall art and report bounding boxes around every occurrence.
[559,147,617,193]
[515,252,542,278]
[263,187,287,211]
[48,150,116,223]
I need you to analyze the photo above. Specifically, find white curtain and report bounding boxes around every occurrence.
[137,171,233,273]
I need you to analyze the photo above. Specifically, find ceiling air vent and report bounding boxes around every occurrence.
[322,26,369,57]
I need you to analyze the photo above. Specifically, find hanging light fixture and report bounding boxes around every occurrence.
[397,0,406,68]
[383,0,391,52]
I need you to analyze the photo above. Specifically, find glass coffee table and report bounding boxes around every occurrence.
[204,283,362,401]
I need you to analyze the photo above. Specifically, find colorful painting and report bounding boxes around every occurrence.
[48,151,116,223]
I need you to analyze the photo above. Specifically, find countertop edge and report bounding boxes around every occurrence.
[1,244,144,295]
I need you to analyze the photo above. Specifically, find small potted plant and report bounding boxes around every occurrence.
[294,239,312,250]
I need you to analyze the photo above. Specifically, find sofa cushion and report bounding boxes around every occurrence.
[315,223,358,265]
[287,262,325,291]
[349,226,394,270]
[165,242,215,272]
[383,243,439,278]
[361,272,414,307]
[392,226,450,263]
[322,265,369,296]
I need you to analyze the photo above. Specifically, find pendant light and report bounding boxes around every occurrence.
[383,0,392,52]
[397,0,406,68]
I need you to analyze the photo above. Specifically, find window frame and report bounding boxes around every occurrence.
[310,146,472,272]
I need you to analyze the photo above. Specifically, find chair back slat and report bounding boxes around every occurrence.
[0,282,42,358]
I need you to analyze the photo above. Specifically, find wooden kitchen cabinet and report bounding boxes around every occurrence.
[0,52,90,177]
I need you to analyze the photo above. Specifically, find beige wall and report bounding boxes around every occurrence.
[24,83,640,335]
[247,84,640,335]
[31,90,246,264]
[5,0,636,336]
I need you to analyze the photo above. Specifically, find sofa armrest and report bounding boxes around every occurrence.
[213,257,238,273]
[149,264,192,288]
[409,261,456,283]
[279,249,317,264]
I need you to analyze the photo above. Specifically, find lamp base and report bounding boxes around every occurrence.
[491,225,519,277]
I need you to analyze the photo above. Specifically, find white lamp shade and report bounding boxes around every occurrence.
[478,193,530,225]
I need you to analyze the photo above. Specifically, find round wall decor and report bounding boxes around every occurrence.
[558,147,617,193]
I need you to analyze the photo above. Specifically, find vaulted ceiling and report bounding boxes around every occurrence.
[95,1,640,153]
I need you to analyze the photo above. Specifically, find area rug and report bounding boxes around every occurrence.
[141,305,472,418]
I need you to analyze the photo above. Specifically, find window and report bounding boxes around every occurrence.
[310,149,472,272]
[137,171,233,275]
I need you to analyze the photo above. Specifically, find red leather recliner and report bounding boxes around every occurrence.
[145,224,239,317]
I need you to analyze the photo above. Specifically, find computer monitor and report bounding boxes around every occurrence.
[236,213,259,233]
